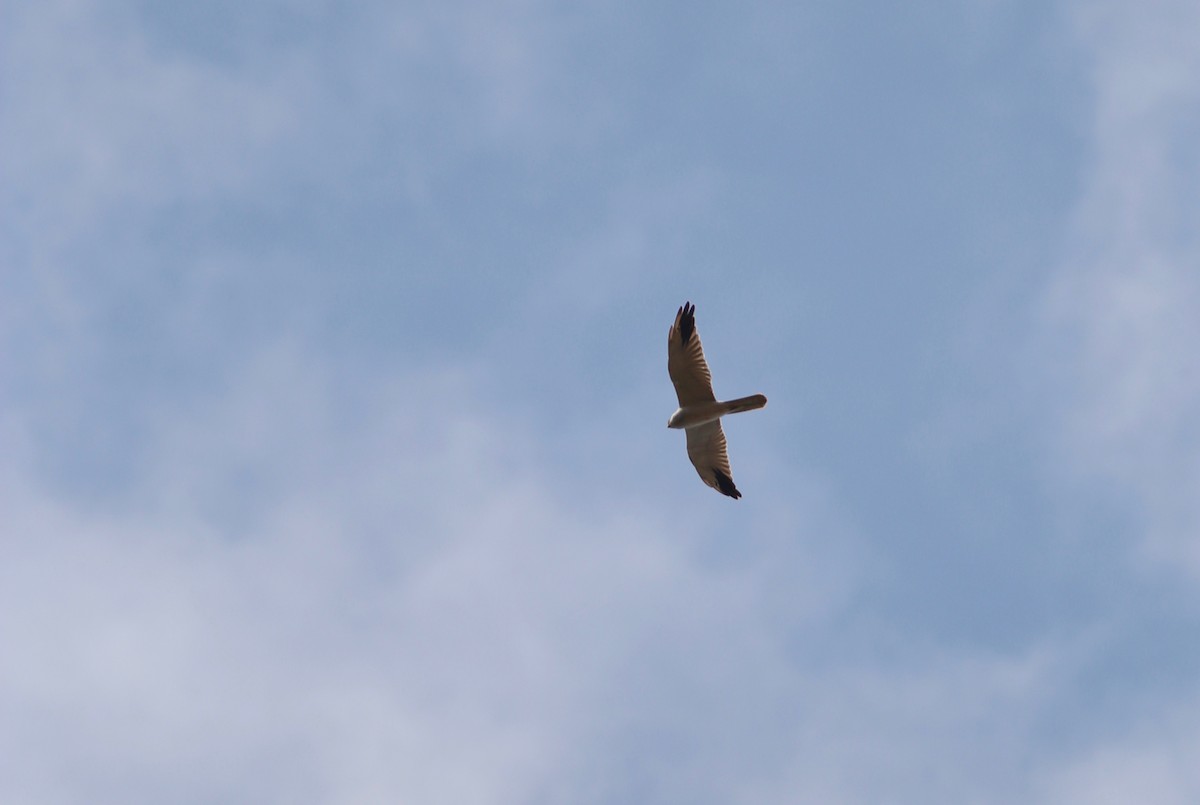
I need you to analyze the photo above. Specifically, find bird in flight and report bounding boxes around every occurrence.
[667,301,767,499]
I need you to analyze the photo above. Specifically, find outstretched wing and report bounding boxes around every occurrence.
[667,302,716,406]
[685,420,741,499]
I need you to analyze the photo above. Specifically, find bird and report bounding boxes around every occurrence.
[667,301,767,499]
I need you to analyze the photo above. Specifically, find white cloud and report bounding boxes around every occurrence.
[2,2,306,224]
[1019,0,1200,799]
[1035,694,1200,805]
[735,639,1090,805]
[2,332,1100,804]
[1040,0,1200,570]
[0,338,855,804]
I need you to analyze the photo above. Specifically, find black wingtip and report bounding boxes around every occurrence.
[678,301,696,347]
[713,469,742,499]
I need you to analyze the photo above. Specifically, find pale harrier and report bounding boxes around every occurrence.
[667,301,767,499]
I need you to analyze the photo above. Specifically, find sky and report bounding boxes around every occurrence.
[3,0,1200,802]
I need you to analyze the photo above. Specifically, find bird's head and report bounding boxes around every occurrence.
[667,408,685,429]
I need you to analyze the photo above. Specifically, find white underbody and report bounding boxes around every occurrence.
[667,401,735,429]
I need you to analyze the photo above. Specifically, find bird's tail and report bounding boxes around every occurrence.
[721,394,768,415]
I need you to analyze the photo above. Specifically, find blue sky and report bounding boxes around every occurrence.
[4,0,1200,802]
